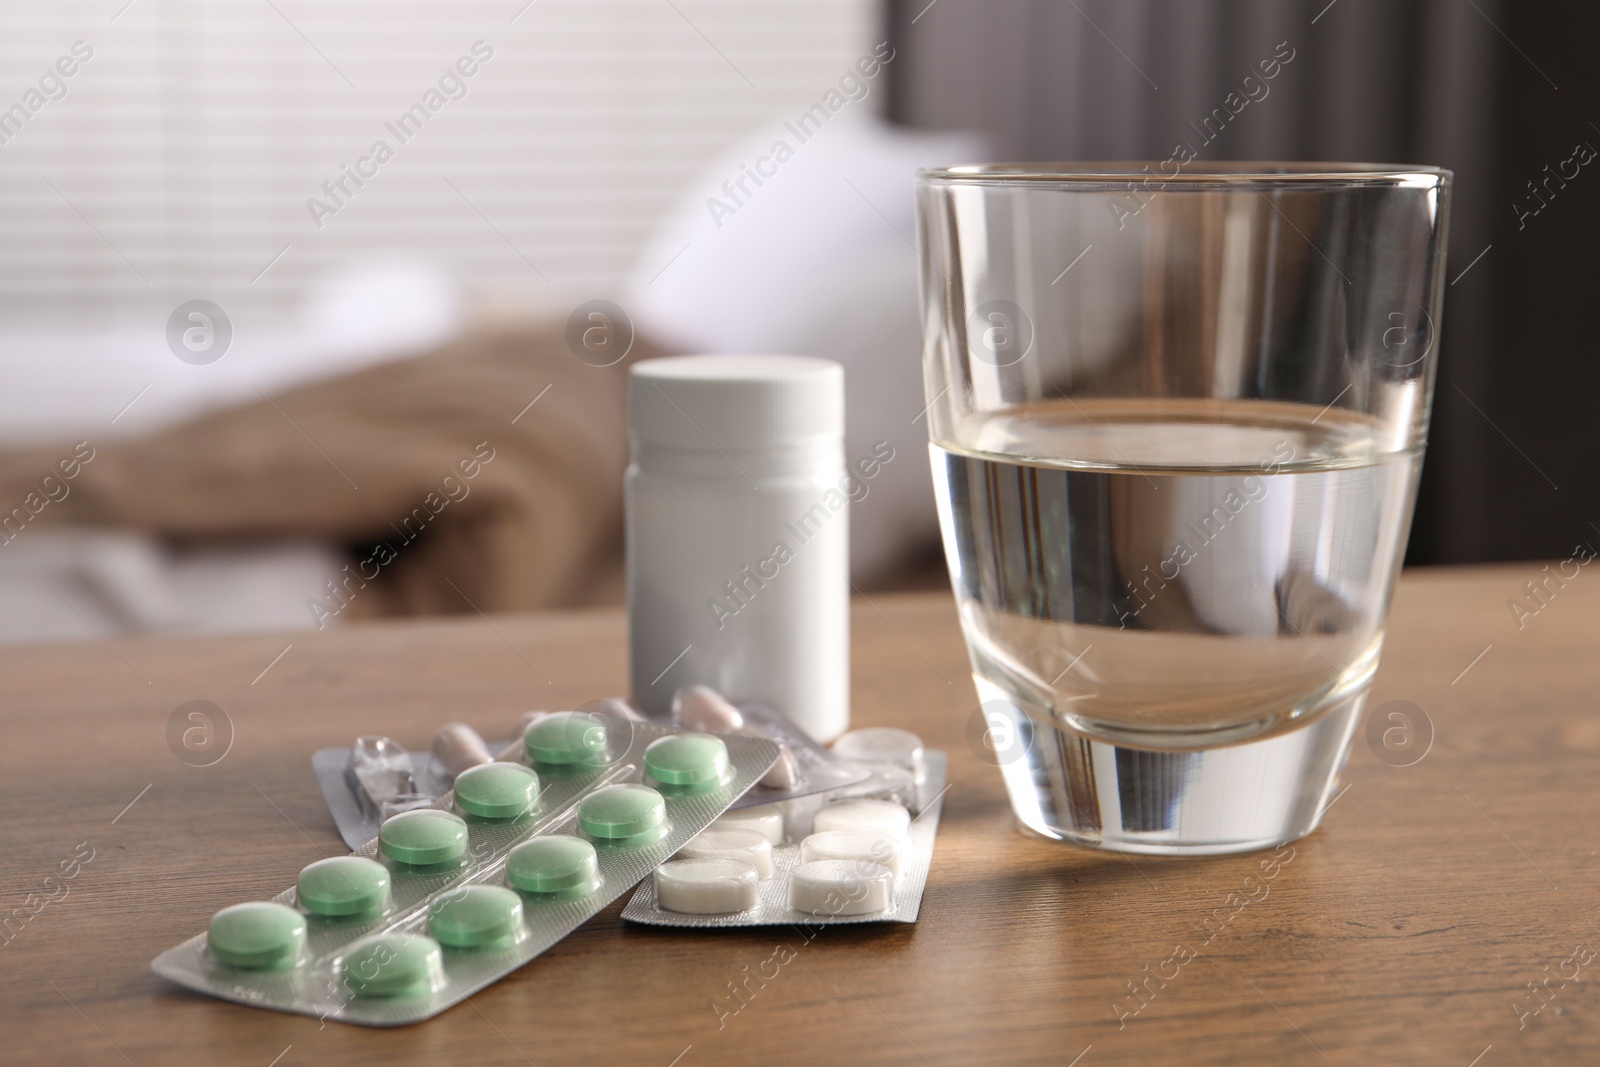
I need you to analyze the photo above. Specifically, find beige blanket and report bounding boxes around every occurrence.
[0,324,665,619]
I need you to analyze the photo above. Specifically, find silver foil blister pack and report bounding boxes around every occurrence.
[622,750,946,928]
[153,723,780,1026]
[312,698,867,850]
[313,740,511,851]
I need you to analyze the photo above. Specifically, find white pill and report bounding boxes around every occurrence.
[788,860,894,916]
[431,722,493,780]
[758,744,801,791]
[812,798,911,840]
[673,685,745,734]
[833,727,926,784]
[800,830,904,879]
[710,803,785,846]
[655,859,759,915]
[679,828,775,879]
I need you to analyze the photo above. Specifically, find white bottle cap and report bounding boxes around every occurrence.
[629,355,843,451]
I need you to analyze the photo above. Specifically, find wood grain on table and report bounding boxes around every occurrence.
[2,565,1597,1066]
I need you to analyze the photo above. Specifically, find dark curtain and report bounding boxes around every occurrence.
[884,0,1599,565]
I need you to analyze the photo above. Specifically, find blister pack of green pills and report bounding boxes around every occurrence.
[152,716,779,1026]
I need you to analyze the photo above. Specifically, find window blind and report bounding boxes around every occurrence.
[0,0,876,322]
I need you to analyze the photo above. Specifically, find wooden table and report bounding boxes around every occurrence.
[3,565,1597,1065]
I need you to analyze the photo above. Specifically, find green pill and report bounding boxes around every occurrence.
[296,856,390,919]
[524,711,609,766]
[428,885,523,949]
[208,902,306,970]
[644,732,730,788]
[379,809,469,866]
[505,836,599,896]
[578,783,667,841]
[454,762,541,819]
[341,932,443,997]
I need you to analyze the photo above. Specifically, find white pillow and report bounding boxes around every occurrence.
[624,111,988,354]
[623,113,991,581]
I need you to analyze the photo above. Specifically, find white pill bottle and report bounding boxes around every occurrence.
[627,355,849,741]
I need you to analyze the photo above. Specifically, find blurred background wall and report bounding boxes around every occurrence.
[0,0,873,322]
[0,0,875,436]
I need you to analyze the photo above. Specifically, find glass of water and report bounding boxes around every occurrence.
[915,163,1451,854]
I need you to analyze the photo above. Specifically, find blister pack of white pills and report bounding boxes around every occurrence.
[313,692,867,850]
[153,718,780,1027]
[623,728,946,928]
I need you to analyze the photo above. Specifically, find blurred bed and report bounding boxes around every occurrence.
[0,111,986,643]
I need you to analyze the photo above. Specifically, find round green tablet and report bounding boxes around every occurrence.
[297,856,391,918]
[340,932,443,997]
[578,783,667,840]
[379,809,469,866]
[454,762,541,819]
[208,902,306,970]
[644,732,730,788]
[505,836,599,895]
[524,711,609,766]
[428,885,523,949]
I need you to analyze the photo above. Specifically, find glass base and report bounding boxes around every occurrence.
[979,678,1365,856]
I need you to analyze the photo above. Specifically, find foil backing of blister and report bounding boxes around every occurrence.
[152,725,780,1027]
[722,703,871,810]
[621,751,946,928]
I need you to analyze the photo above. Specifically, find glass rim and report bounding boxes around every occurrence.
[917,161,1451,190]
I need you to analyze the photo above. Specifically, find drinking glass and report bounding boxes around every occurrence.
[915,163,1451,854]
